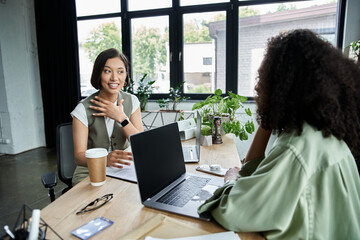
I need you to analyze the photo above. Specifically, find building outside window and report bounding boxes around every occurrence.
[75,0,340,99]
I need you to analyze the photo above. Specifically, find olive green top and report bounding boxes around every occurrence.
[198,122,360,239]
[72,91,133,185]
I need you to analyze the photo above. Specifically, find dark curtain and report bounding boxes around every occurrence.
[34,0,81,148]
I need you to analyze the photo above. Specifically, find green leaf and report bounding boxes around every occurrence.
[233,121,241,132]
[201,125,212,136]
[239,95,248,103]
[245,108,252,116]
[214,89,222,96]
[228,91,237,99]
[239,129,248,141]
[245,121,255,133]
[192,102,203,110]
[222,121,231,134]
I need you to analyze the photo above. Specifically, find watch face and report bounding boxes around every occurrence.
[121,118,129,127]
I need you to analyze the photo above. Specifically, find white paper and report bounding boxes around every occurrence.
[106,161,137,183]
[144,231,240,240]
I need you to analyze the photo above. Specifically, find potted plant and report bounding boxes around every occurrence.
[123,74,155,111]
[157,81,190,112]
[156,81,190,121]
[200,125,212,146]
[192,89,255,142]
[346,40,360,65]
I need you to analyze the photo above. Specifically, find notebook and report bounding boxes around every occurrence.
[181,111,201,163]
[130,122,223,221]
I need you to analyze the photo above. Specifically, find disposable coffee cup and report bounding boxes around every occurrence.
[85,148,108,186]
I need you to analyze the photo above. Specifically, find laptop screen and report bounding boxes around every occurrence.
[130,123,186,203]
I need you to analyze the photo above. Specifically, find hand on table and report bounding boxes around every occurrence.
[107,150,133,168]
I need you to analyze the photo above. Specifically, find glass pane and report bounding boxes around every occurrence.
[237,0,338,97]
[183,12,226,94]
[77,18,122,97]
[131,16,170,94]
[181,0,229,7]
[128,0,171,11]
[75,0,120,17]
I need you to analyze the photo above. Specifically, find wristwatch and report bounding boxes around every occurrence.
[119,117,129,127]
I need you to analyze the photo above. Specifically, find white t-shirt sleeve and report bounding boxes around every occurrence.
[70,103,88,127]
[131,94,140,114]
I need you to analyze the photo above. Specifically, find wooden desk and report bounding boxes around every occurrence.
[41,134,263,240]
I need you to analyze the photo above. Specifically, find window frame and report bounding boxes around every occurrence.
[76,0,345,100]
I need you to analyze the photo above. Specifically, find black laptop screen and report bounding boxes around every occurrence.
[130,123,186,203]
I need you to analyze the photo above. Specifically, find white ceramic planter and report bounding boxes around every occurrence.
[200,135,212,146]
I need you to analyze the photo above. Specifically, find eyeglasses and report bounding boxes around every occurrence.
[76,193,113,215]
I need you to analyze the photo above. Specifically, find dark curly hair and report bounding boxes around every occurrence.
[256,29,360,155]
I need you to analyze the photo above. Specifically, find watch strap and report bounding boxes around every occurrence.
[119,117,129,127]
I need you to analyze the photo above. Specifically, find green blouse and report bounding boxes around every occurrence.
[198,123,360,239]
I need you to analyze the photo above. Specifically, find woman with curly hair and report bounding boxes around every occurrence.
[198,29,360,239]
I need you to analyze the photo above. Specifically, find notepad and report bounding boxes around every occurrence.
[106,161,137,183]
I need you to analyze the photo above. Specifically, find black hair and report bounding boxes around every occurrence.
[255,29,360,155]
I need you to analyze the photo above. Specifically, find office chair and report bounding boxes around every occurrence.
[42,122,76,202]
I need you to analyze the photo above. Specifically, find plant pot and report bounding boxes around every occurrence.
[200,135,212,146]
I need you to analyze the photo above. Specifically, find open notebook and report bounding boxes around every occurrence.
[106,162,137,183]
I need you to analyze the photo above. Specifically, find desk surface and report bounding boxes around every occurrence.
[41,134,263,240]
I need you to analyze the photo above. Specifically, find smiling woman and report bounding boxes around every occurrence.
[70,48,144,185]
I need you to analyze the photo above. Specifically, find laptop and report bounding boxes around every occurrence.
[181,111,201,163]
[129,123,223,221]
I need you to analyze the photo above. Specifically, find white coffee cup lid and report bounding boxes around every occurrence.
[85,148,108,158]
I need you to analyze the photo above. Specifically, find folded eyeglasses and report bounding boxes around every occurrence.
[76,193,113,215]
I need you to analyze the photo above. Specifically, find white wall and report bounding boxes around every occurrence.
[0,0,45,154]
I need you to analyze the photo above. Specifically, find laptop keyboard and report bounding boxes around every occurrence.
[156,176,210,207]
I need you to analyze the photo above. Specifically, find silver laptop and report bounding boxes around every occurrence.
[129,122,223,221]
[181,111,201,163]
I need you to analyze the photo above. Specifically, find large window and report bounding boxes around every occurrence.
[183,11,225,94]
[75,0,341,99]
[131,16,170,93]
[75,0,121,17]
[128,0,171,11]
[236,0,339,96]
[77,18,122,96]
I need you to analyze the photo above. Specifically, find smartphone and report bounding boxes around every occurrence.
[196,164,227,176]
[71,217,113,240]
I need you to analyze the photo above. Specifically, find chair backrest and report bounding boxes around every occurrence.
[56,122,76,188]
